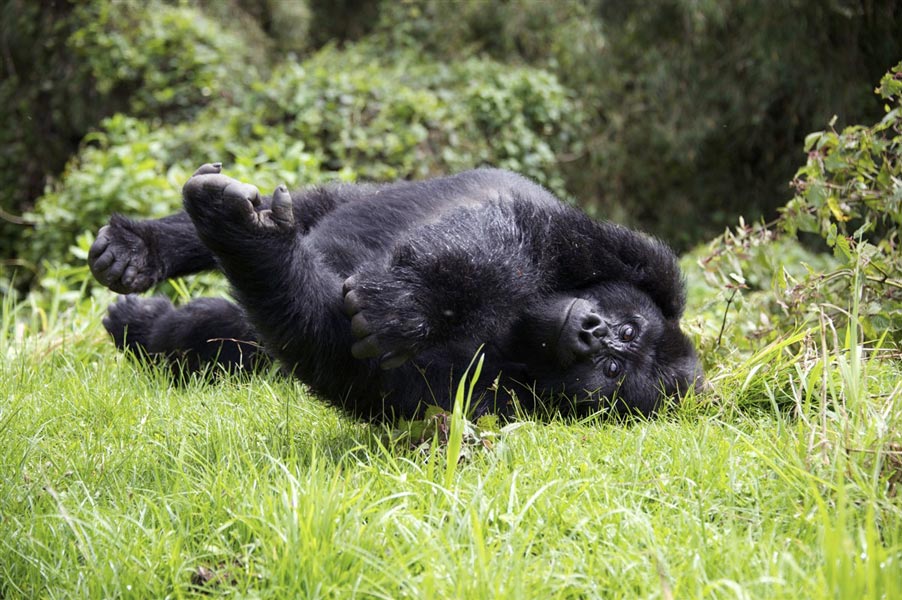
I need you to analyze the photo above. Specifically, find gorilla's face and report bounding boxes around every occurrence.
[512,282,700,416]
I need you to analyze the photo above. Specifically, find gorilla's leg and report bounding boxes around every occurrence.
[103,295,265,376]
[87,166,343,294]
[180,164,303,291]
[89,212,217,294]
[180,164,356,385]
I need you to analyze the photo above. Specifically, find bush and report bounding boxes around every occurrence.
[782,63,902,339]
[256,45,584,190]
[369,0,902,248]
[68,1,264,118]
[0,1,96,260]
[697,63,902,351]
[21,112,323,276]
[0,0,267,267]
[22,43,585,283]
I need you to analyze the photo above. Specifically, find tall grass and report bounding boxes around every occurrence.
[444,351,484,489]
[1,277,900,597]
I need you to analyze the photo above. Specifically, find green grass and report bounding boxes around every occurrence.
[2,295,901,598]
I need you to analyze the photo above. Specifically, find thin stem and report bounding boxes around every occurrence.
[716,288,739,349]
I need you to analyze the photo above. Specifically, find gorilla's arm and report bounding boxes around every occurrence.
[344,196,687,368]
[523,204,686,319]
[343,201,541,367]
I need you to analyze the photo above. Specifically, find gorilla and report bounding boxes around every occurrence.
[89,164,701,419]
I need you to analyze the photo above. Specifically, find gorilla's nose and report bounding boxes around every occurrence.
[577,312,607,353]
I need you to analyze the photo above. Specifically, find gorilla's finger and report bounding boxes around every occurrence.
[123,266,137,286]
[351,335,382,359]
[344,289,363,317]
[350,313,371,339]
[89,227,110,259]
[105,257,128,281]
[342,275,358,297]
[90,249,115,272]
[223,181,261,209]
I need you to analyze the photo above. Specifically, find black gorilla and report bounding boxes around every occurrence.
[89,165,701,419]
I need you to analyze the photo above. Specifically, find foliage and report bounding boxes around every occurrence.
[68,0,263,118]
[370,0,902,246]
[21,44,583,282]
[258,46,583,186]
[20,111,324,277]
[0,0,97,259]
[684,234,838,362]
[782,64,902,338]
[373,0,601,68]
[0,0,266,262]
[197,0,312,59]
[696,62,902,354]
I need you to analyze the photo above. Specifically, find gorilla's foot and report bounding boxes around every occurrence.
[89,215,163,294]
[182,163,294,236]
[343,275,417,370]
[103,294,173,353]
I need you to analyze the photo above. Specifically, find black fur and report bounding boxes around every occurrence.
[90,166,701,419]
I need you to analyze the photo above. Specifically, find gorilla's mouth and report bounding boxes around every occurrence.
[551,297,589,367]
[554,297,580,350]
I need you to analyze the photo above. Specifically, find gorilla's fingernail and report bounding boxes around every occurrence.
[192,163,222,176]
[342,275,358,296]
[380,352,409,370]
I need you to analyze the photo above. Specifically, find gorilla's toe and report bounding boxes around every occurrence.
[253,184,295,231]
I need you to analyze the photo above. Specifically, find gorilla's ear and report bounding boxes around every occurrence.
[663,352,706,396]
[656,321,704,397]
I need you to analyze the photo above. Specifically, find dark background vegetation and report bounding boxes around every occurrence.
[1,0,901,317]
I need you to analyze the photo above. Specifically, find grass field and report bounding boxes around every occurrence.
[2,283,901,598]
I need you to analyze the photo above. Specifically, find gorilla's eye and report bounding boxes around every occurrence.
[619,324,636,342]
[602,358,621,378]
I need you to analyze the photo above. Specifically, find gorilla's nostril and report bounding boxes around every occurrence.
[578,330,594,348]
[582,313,601,330]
